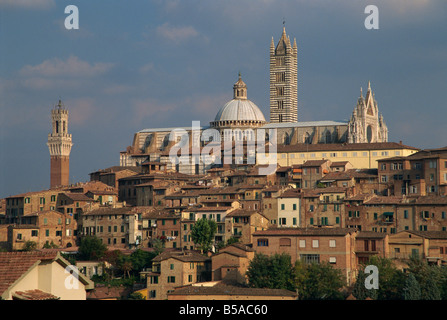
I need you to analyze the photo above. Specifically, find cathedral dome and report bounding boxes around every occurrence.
[214,99,266,122]
[211,73,266,127]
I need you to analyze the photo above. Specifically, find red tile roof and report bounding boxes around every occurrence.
[13,289,59,300]
[0,251,58,296]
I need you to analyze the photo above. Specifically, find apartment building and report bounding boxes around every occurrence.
[7,209,77,250]
[141,208,182,249]
[224,209,269,245]
[211,243,255,283]
[276,189,301,227]
[147,250,211,300]
[377,147,447,197]
[275,142,419,169]
[301,187,348,228]
[252,227,358,284]
[388,230,447,266]
[81,206,147,248]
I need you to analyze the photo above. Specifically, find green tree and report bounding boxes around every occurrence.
[151,238,164,256]
[296,262,345,300]
[128,292,145,300]
[407,255,441,300]
[22,241,37,251]
[191,217,217,253]
[367,256,405,300]
[403,273,421,300]
[246,253,295,291]
[129,249,156,274]
[78,235,108,261]
[352,268,369,300]
[421,271,441,300]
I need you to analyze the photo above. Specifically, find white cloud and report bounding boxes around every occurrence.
[156,22,199,43]
[19,55,114,78]
[139,63,154,74]
[0,0,55,9]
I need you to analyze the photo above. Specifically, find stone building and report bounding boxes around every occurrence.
[252,227,359,285]
[146,250,211,300]
[47,100,73,188]
[120,27,393,172]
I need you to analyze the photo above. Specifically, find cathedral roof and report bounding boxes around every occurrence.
[214,99,266,122]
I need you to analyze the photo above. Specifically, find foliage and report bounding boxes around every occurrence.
[191,217,217,253]
[43,241,58,249]
[403,273,421,300]
[150,238,164,256]
[78,235,108,261]
[295,261,345,300]
[246,253,296,291]
[366,256,405,300]
[129,249,157,272]
[22,241,37,251]
[406,255,441,300]
[128,292,145,300]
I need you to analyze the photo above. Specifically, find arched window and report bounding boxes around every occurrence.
[283,132,290,145]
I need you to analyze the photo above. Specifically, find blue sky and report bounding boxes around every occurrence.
[0,0,446,198]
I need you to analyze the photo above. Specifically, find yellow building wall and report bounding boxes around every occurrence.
[275,148,418,169]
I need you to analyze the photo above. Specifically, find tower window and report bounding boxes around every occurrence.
[277,100,284,109]
[276,72,286,82]
[55,121,59,134]
[276,87,284,96]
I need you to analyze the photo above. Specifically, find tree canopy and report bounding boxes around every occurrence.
[191,217,217,253]
[78,235,108,261]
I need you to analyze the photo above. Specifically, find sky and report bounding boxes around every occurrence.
[0,0,446,198]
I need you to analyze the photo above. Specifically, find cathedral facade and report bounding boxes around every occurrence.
[120,27,388,171]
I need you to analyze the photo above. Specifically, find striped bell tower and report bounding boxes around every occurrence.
[47,100,73,188]
[269,26,298,123]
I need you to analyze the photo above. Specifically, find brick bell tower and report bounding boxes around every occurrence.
[47,100,73,188]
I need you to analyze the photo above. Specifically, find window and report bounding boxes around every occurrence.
[381,175,388,183]
[329,240,336,248]
[257,238,269,247]
[404,210,408,219]
[170,263,174,270]
[167,276,175,283]
[312,240,319,248]
[279,238,291,247]
[300,254,320,264]
[329,257,336,264]
[293,203,297,211]
[281,204,285,210]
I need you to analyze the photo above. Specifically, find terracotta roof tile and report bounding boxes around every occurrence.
[0,251,58,296]
[13,289,59,300]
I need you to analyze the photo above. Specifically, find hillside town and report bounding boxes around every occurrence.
[3,142,447,300]
[1,25,446,302]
